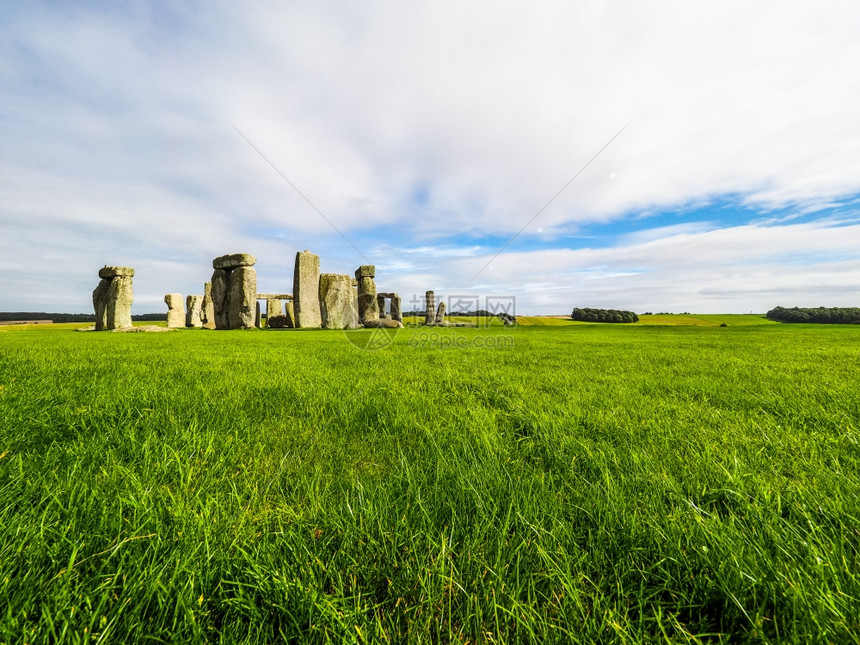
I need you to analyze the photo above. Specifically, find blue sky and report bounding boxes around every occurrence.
[2,1,860,314]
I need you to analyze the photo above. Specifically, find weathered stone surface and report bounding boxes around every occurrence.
[106,275,133,329]
[266,298,283,322]
[357,276,378,323]
[212,253,256,270]
[293,250,321,328]
[211,269,229,329]
[285,301,295,327]
[93,279,110,330]
[201,282,215,329]
[319,273,359,330]
[98,266,135,279]
[227,266,257,329]
[255,301,262,328]
[186,295,203,328]
[390,295,402,322]
[363,318,404,328]
[257,293,292,300]
[424,291,436,325]
[355,265,375,279]
[435,300,446,323]
[164,293,184,328]
[376,294,386,317]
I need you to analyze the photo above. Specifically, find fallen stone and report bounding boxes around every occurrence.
[98,266,135,279]
[227,266,257,329]
[186,295,203,328]
[319,273,359,329]
[212,253,256,270]
[363,318,404,328]
[293,250,322,328]
[112,325,176,333]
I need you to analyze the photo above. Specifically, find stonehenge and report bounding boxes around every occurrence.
[435,300,446,323]
[164,293,184,328]
[96,251,414,335]
[293,250,322,328]
[93,266,134,330]
[209,253,257,329]
[186,295,203,328]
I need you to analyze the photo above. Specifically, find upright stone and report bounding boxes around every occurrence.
[227,266,257,329]
[211,269,229,329]
[355,265,378,324]
[424,291,436,325]
[93,279,110,331]
[435,300,446,323]
[186,295,203,328]
[201,282,215,329]
[284,301,295,328]
[319,273,359,330]
[165,293,184,328]
[266,299,282,327]
[390,295,402,322]
[377,294,387,317]
[293,250,322,328]
[106,276,133,329]
[255,301,262,328]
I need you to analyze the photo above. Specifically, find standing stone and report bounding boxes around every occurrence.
[201,282,215,329]
[266,299,282,327]
[186,295,203,328]
[355,265,378,324]
[377,294,387,318]
[255,301,262,328]
[106,276,133,329]
[227,266,257,329]
[293,250,322,328]
[211,269,229,329]
[424,291,436,325]
[284,301,295,328]
[390,295,402,322]
[435,300,446,323]
[165,293,184,328]
[319,273,359,330]
[93,279,110,331]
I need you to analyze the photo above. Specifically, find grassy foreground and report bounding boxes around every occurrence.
[1,322,859,643]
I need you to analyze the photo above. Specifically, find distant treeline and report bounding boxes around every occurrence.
[571,308,639,323]
[0,312,164,323]
[766,306,860,324]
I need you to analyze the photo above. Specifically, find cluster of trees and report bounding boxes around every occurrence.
[571,308,639,323]
[766,306,860,324]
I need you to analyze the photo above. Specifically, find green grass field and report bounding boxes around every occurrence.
[1,321,859,642]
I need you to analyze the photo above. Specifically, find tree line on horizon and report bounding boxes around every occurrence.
[571,307,639,323]
[0,312,164,323]
[766,306,860,324]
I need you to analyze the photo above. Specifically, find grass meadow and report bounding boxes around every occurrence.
[1,319,859,643]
